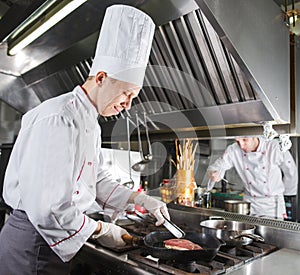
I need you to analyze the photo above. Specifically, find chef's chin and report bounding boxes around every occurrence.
[101,109,119,117]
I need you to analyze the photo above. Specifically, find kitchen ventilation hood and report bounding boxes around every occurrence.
[0,0,293,141]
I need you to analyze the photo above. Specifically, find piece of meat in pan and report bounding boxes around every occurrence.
[164,239,203,250]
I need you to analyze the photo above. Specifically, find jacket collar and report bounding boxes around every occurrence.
[74,85,99,121]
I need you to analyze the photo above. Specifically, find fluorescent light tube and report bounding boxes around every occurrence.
[8,0,87,55]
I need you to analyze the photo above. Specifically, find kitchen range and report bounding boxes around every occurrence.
[71,204,300,274]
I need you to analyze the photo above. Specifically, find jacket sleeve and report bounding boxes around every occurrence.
[15,114,97,262]
[95,149,133,220]
[279,150,298,195]
[207,145,235,190]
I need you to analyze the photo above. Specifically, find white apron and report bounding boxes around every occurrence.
[244,194,286,220]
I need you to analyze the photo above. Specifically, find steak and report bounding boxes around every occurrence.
[164,239,203,250]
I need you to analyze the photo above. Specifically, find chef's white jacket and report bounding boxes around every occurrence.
[207,137,298,218]
[3,86,134,262]
[208,137,297,196]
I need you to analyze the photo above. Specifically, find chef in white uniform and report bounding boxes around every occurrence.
[0,5,169,274]
[207,137,298,219]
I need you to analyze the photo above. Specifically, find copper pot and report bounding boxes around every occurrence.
[224,200,250,215]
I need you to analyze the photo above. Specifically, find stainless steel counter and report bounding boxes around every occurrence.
[229,248,300,275]
[72,241,163,275]
[71,204,300,274]
[76,241,300,275]
[168,204,300,251]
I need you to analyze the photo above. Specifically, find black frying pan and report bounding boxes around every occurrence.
[143,231,224,262]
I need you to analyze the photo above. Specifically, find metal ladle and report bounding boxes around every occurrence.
[132,112,153,173]
[122,116,135,189]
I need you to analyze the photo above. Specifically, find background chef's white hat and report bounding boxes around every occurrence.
[89,5,155,87]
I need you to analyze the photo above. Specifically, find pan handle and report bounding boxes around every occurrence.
[121,234,144,246]
[218,238,226,246]
[230,233,264,242]
[209,216,225,220]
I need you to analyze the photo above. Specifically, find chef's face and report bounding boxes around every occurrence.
[96,76,140,116]
[235,138,260,153]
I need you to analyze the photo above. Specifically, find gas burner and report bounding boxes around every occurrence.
[118,216,278,274]
[165,260,199,273]
[172,260,213,273]
[126,241,278,274]
[220,245,237,255]
[128,249,227,274]
[171,259,228,274]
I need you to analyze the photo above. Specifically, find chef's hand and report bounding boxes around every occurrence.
[93,221,128,248]
[134,193,170,226]
[208,170,221,182]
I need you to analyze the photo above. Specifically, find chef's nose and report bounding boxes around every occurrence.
[122,96,133,110]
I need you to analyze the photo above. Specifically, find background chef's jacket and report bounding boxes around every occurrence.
[207,137,298,197]
[3,86,134,262]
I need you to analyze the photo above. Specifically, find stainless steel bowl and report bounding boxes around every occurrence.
[224,200,250,215]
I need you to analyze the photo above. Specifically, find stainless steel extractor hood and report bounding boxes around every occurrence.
[0,0,294,141]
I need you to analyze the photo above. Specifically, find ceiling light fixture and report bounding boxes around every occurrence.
[284,0,298,28]
[7,0,87,55]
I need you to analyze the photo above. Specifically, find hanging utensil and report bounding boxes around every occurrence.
[122,116,134,189]
[132,112,153,173]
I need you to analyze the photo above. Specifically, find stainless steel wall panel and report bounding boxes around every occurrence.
[0,74,40,113]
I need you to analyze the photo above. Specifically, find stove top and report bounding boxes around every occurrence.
[126,241,277,274]
[115,213,278,274]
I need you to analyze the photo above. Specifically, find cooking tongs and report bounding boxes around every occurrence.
[134,211,185,239]
[162,214,185,239]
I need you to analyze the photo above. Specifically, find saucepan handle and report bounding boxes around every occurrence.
[230,233,264,242]
[209,216,225,220]
[218,238,226,246]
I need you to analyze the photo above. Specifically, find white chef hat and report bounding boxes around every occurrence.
[89,5,155,87]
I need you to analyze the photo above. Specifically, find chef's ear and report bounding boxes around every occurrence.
[95,71,107,85]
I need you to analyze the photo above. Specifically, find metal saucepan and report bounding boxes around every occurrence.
[200,219,264,246]
[143,231,224,262]
[224,200,251,215]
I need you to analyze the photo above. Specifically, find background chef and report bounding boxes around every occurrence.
[0,5,169,274]
[207,136,298,219]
